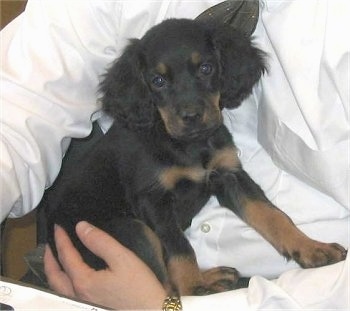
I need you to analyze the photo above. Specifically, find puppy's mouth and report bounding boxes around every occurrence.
[178,123,221,141]
[159,113,222,141]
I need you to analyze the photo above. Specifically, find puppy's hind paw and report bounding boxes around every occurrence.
[201,266,241,293]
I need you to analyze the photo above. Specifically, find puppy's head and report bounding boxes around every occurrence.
[101,19,266,140]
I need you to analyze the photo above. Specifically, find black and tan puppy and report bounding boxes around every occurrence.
[47,19,346,295]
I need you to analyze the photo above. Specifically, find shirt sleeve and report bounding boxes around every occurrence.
[255,0,350,208]
[0,0,124,221]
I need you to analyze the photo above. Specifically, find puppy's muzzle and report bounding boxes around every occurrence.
[159,94,222,140]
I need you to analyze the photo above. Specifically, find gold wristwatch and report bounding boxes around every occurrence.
[162,296,183,311]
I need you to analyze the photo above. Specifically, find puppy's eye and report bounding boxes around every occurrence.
[152,75,166,88]
[199,63,213,75]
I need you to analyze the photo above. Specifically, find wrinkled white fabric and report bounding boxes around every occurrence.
[1,0,349,309]
[182,253,349,310]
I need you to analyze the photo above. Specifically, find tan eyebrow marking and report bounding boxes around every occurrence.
[191,51,202,65]
[156,62,168,75]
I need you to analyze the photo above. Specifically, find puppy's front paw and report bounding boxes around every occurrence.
[291,241,347,268]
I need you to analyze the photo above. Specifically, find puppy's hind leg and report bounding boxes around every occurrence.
[96,218,170,288]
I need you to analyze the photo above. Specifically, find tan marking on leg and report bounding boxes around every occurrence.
[243,200,301,254]
[167,255,204,295]
[242,200,346,267]
[159,166,206,190]
[139,221,171,290]
[140,222,167,269]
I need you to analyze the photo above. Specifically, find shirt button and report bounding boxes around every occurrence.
[200,222,211,233]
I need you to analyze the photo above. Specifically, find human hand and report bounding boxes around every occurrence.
[44,221,167,310]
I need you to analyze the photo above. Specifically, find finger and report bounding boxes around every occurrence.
[54,224,92,279]
[44,244,61,275]
[43,244,75,297]
[75,221,132,269]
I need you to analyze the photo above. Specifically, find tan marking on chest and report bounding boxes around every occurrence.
[159,166,206,190]
[207,146,241,171]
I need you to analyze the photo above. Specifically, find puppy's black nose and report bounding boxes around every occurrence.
[181,111,201,124]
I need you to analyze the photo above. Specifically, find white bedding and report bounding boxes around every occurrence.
[182,252,349,309]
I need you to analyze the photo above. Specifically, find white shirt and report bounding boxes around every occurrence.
[1,0,349,309]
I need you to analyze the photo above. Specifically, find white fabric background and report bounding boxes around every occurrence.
[1,0,349,309]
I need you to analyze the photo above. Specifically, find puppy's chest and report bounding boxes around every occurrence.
[156,130,238,193]
[156,141,218,194]
[156,144,213,226]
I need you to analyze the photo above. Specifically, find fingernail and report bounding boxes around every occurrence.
[76,221,94,235]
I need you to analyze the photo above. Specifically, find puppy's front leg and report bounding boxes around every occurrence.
[209,146,347,268]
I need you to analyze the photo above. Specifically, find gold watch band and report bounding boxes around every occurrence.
[162,296,183,311]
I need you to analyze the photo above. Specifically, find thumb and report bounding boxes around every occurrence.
[75,221,130,267]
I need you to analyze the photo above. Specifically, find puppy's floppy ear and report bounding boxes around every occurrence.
[211,23,266,109]
[100,39,155,129]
